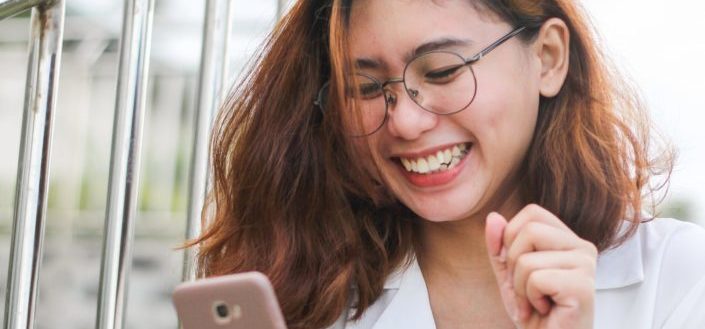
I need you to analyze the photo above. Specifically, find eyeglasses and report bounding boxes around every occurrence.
[316,26,527,137]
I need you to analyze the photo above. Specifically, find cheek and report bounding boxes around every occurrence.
[476,57,537,125]
[467,67,539,162]
[471,90,534,136]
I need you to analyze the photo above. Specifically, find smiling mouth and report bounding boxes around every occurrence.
[393,142,471,175]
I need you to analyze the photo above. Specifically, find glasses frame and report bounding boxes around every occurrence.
[316,26,527,136]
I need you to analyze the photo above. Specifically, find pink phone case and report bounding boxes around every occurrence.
[173,272,287,329]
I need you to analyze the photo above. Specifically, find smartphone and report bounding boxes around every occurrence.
[173,271,287,329]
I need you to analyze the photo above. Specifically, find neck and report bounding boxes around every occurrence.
[415,185,524,282]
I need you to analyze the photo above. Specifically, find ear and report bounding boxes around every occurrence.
[533,18,570,97]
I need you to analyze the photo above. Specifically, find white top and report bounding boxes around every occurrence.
[327,218,705,329]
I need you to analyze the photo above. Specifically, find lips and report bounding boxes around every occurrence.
[391,142,473,187]
[397,143,470,174]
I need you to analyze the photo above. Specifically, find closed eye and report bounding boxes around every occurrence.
[425,64,464,82]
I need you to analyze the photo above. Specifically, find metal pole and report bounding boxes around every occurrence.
[3,1,65,328]
[0,0,46,20]
[95,0,154,328]
[182,0,233,283]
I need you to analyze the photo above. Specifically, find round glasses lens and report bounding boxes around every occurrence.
[404,52,477,115]
[318,74,387,136]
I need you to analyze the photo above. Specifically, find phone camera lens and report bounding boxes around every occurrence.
[214,302,229,318]
[211,301,233,325]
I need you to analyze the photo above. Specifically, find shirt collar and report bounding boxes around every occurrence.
[382,260,406,289]
[373,257,436,329]
[594,220,645,289]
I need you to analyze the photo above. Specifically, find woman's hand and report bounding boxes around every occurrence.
[484,204,598,329]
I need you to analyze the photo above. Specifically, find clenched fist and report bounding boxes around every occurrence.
[484,204,598,329]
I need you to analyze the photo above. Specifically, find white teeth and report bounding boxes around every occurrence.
[417,158,429,174]
[401,158,412,172]
[427,155,441,171]
[398,143,471,174]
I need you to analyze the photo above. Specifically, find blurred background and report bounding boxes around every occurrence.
[0,0,703,328]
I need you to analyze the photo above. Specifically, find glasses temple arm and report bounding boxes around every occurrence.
[466,26,527,64]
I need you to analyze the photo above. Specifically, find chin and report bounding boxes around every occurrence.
[380,183,481,224]
[399,195,481,222]
[419,213,465,222]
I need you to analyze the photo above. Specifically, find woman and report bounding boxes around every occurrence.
[190,0,705,328]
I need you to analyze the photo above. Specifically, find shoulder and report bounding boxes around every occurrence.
[599,218,705,279]
[594,218,705,328]
[639,218,705,277]
[613,217,705,292]
[596,218,705,288]
[642,218,705,328]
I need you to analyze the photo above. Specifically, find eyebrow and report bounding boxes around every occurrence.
[354,37,474,69]
[409,37,474,60]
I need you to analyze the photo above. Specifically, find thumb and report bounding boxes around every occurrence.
[486,212,522,323]
[485,211,508,262]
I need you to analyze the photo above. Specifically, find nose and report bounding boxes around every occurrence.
[384,86,438,140]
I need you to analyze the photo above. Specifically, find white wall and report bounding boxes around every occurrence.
[582,0,705,226]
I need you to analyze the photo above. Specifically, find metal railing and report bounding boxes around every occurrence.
[94,0,154,327]
[182,0,233,283]
[0,0,45,20]
[2,1,65,328]
[1,0,240,328]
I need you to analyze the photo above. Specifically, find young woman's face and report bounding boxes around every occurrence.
[348,0,542,221]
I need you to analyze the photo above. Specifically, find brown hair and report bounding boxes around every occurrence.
[188,1,672,328]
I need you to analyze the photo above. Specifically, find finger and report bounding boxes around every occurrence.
[485,212,521,322]
[513,251,588,302]
[505,222,594,323]
[525,268,594,314]
[485,212,508,263]
[513,251,591,317]
[485,212,510,290]
[503,204,572,250]
[506,222,588,275]
[516,291,533,323]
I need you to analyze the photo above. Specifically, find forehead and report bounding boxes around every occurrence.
[348,0,503,61]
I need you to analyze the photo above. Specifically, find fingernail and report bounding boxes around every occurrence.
[487,212,500,225]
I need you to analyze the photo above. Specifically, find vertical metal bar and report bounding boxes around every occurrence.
[0,0,46,20]
[182,0,233,283]
[94,0,154,328]
[3,1,65,328]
